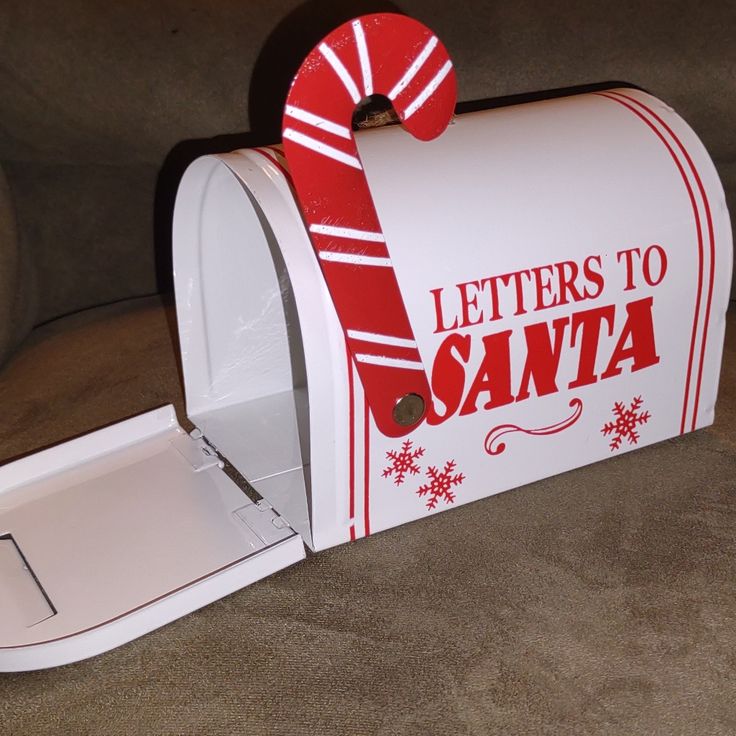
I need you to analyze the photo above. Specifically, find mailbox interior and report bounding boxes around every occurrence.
[173,154,321,547]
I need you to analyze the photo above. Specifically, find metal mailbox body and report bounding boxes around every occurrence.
[173,88,733,552]
[0,84,731,671]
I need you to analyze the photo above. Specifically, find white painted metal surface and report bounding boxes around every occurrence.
[0,406,304,671]
[174,151,347,550]
[0,87,730,672]
[174,89,732,551]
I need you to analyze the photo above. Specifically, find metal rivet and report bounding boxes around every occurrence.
[393,393,425,427]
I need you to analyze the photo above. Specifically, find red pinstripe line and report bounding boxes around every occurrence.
[594,93,704,435]
[611,91,716,431]
[363,394,371,537]
[265,145,290,170]
[252,147,293,183]
[347,346,356,541]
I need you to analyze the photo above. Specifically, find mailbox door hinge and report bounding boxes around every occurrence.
[171,430,223,472]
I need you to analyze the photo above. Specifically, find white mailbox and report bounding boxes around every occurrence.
[0,13,731,671]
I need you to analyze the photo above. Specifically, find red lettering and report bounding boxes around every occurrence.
[601,296,659,378]
[616,247,641,291]
[431,287,459,334]
[459,331,514,415]
[568,304,616,388]
[426,333,471,424]
[458,281,484,328]
[642,244,667,287]
[478,275,503,322]
[427,296,660,424]
[555,260,583,305]
[500,270,531,316]
[532,265,560,310]
[582,255,604,299]
[516,317,569,401]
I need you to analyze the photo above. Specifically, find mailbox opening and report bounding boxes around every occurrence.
[173,154,315,545]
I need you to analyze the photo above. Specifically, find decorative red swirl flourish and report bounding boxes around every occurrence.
[484,399,584,456]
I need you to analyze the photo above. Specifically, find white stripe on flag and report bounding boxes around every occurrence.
[388,36,439,100]
[404,60,453,119]
[285,105,351,140]
[309,224,385,242]
[319,42,362,104]
[347,330,417,349]
[352,20,373,97]
[283,128,362,169]
[354,353,424,370]
[318,252,392,267]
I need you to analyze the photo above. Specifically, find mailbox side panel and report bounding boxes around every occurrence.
[343,89,733,539]
[174,90,731,551]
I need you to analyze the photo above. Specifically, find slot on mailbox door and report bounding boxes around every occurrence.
[0,536,56,629]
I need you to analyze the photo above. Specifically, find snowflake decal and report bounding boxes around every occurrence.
[601,396,651,451]
[382,440,425,485]
[417,460,465,510]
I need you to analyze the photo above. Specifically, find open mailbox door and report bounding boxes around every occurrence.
[0,406,305,672]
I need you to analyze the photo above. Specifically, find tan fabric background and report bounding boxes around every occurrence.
[0,297,733,734]
[0,165,35,364]
[0,0,733,342]
[0,2,734,728]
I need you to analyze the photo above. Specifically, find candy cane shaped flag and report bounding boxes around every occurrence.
[282,13,457,438]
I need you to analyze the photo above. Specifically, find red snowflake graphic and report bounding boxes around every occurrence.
[601,396,651,451]
[382,440,425,485]
[417,460,465,510]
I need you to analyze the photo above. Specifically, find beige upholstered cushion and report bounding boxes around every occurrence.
[0,296,734,733]
[0,164,35,366]
[0,0,733,333]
